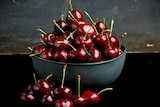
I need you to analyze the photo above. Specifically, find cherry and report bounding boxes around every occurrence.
[37,28,56,46]
[94,33,108,49]
[95,19,108,34]
[76,47,88,62]
[53,64,73,99]
[19,91,35,103]
[54,99,74,107]
[39,48,54,60]
[82,87,113,104]
[28,44,46,57]
[54,36,70,51]
[73,75,86,107]
[88,47,102,62]
[104,45,119,59]
[76,23,95,36]
[41,93,54,106]
[74,34,94,49]
[53,49,68,62]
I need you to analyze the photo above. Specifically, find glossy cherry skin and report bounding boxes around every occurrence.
[94,34,108,49]
[33,44,46,54]
[66,9,84,24]
[53,86,73,99]
[74,96,87,107]
[41,93,54,106]
[109,35,120,47]
[74,35,94,49]
[54,99,74,107]
[76,47,88,62]
[53,50,68,62]
[32,79,52,95]
[39,48,54,60]
[81,90,100,104]
[19,92,35,103]
[88,47,102,62]
[42,32,56,46]
[95,21,107,33]
[104,46,119,59]
[77,23,95,36]
[67,49,79,62]
[54,36,70,51]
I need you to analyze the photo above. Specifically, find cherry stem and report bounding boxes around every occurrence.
[119,32,127,49]
[32,72,37,83]
[40,39,47,46]
[101,18,106,34]
[68,11,79,24]
[61,14,64,20]
[77,74,81,97]
[83,44,91,56]
[45,74,53,80]
[66,29,77,40]
[84,11,96,25]
[61,64,67,88]
[53,19,65,34]
[37,28,46,35]
[97,87,113,95]
[69,0,73,11]
[28,46,33,52]
[109,19,114,37]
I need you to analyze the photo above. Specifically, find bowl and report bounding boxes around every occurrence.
[30,45,126,87]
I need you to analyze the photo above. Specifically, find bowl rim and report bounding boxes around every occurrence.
[31,45,126,66]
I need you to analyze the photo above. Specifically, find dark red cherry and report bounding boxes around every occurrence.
[95,21,107,33]
[53,86,73,99]
[109,35,120,47]
[94,34,108,48]
[104,46,119,59]
[67,49,79,62]
[54,36,70,51]
[33,44,46,54]
[81,90,100,104]
[19,92,35,103]
[76,47,88,62]
[88,47,102,62]
[32,79,52,95]
[77,23,95,35]
[42,32,56,46]
[74,35,94,49]
[41,93,54,106]
[54,20,70,34]
[54,99,74,107]
[74,96,87,107]
[39,48,54,60]
[53,50,68,62]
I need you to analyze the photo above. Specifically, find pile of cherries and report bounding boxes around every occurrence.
[28,0,126,63]
[19,64,113,107]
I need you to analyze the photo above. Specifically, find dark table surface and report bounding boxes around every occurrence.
[1,53,160,107]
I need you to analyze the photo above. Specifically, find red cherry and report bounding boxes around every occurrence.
[104,46,119,59]
[74,35,94,49]
[39,48,54,60]
[53,86,73,99]
[53,50,68,62]
[33,44,46,54]
[19,92,35,103]
[88,47,102,62]
[54,36,70,51]
[54,99,74,107]
[41,93,54,105]
[109,35,120,47]
[94,34,108,49]
[32,79,52,95]
[77,23,95,36]
[76,47,88,62]
[95,21,107,33]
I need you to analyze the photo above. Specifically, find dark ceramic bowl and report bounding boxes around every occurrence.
[31,45,126,86]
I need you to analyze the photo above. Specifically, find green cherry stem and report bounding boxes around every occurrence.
[109,19,114,37]
[97,87,113,95]
[68,11,79,24]
[69,0,73,11]
[37,28,46,35]
[119,32,127,49]
[77,74,81,97]
[45,73,53,80]
[61,64,67,88]
[84,11,96,25]
[53,19,65,34]
[32,72,37,83]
